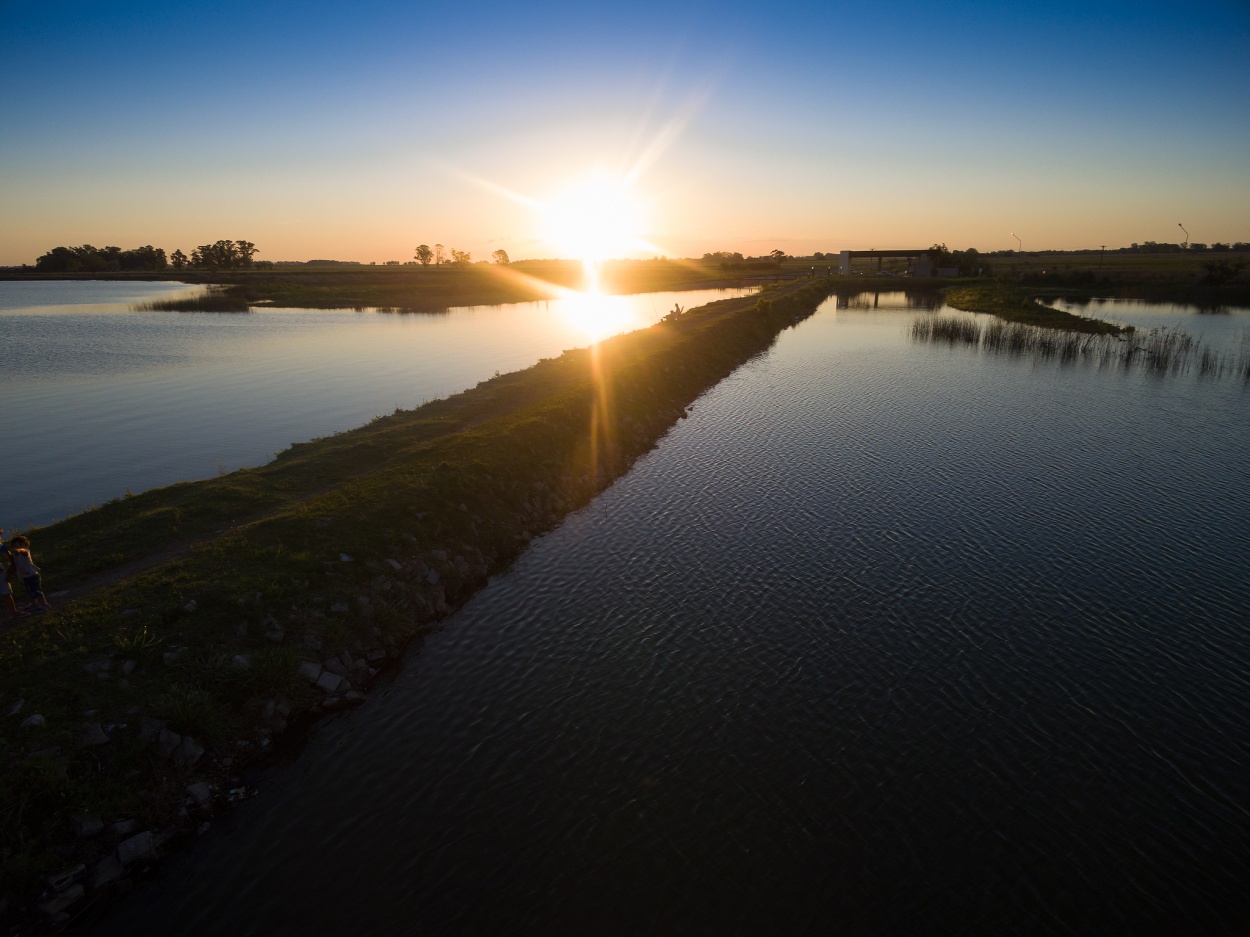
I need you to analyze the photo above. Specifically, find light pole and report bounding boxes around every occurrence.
[1100,245,1106,268]
[1178,223,1189,249]
[1011,232,1022,253]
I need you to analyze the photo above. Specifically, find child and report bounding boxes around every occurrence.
[0,529,30,619]
[7,535,49,612]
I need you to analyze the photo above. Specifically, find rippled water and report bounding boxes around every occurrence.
[0,281,752,528]
[96,294,1250,935]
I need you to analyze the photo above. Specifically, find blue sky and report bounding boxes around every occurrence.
[2,0,1247,263]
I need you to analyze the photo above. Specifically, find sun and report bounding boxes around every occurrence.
[542,174,644,264]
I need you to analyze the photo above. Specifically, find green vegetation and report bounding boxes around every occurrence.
[33,244,170,273]
[943,283,1128,335]
[0,278,837,923]
[136,286,251,312]
[911,314,1250,379]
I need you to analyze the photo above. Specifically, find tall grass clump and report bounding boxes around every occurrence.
[913,314,1250,381]
[911,315,981,345]
[137,285,251,312]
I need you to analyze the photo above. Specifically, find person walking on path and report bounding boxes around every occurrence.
[0,530,30,619]
[7,534,49,612]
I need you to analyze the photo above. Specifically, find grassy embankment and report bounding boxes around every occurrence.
[0,277,837,925]
[31,260,738,314]
[942,282,1129,335]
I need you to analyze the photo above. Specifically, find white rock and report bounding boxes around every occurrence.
[231,655,251,669]
[186,781,212,805]
[426,569,440,585]
[137,716,166,742]
[298,661,322,682]
[7,698,24,715]
[156,728,182,760]
[386,558,403,571]
[76,723,109,747]
[46,865,85,892]
[184,599,197,613]
[88,855,123,888]
[20,713,46,729]
[116,831,155,865]
[315,671,344,694]
[340,553,354,563]
[120,659,136,675]
[173,736,205,767]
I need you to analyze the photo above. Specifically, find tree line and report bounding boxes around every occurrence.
[34,240,265,273]
[411,244,510,266]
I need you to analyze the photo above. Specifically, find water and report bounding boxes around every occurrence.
[1047,295,1250,350]
[0,281,753,529]
[96,294,1250,935]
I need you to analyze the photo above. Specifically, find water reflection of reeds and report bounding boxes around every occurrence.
[911,315,1250,380]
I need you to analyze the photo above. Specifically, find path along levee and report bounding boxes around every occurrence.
[0,277,838,926]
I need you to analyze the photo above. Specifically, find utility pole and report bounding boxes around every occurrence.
[1100,245,1106,268]
[1011,233,1022,253]
[1178,223,1189,249]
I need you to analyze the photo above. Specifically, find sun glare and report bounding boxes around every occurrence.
[543,174,644,264]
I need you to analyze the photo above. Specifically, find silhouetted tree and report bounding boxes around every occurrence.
[491,248,509,264]
[170,249,188,270]
[434,244,445,265]
[414,244,433,266]
[450,248,471,264]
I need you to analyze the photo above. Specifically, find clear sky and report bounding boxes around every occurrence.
[2,0,1248,264]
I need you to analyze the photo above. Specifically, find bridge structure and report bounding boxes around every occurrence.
[838,249,934,276]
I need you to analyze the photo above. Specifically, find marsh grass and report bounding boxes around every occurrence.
[912,315,1250,380]
[137,286,250,312]
[944,283,1128,335]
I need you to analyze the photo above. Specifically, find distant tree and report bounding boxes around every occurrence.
[384,260,400,265]
[170,249,188,270]
[414,244,433,266]
[234,240,258,267]
[769,249,786,266]
[450,248,471,264]
[434,244,445,265]
[35,243,164,272]
[1202,258,1245,285]
[491,248,509,264]
[813,251,824,259]
[927,242,951,266]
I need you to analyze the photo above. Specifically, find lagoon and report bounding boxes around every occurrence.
[95,291,1250,934]
[0,281,754,529]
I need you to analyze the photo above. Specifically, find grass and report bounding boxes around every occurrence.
[0,277,838,921]
[911,314,1250,380]
[943,282,1129,335]
[136,286,250,312]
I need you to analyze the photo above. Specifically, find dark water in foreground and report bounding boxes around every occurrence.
[98,295,1250,935]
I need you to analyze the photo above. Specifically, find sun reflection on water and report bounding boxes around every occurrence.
[554,285,646,343]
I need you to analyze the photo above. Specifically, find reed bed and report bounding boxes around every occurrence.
[136,286,251,312]
[911,315,1250,380]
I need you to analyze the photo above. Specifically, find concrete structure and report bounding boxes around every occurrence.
[838,248,934,276]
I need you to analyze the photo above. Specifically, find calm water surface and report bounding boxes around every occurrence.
[97,294,1250,935]
[0,281,752,528]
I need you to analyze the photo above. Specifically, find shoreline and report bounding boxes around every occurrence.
[0,278,837,933]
